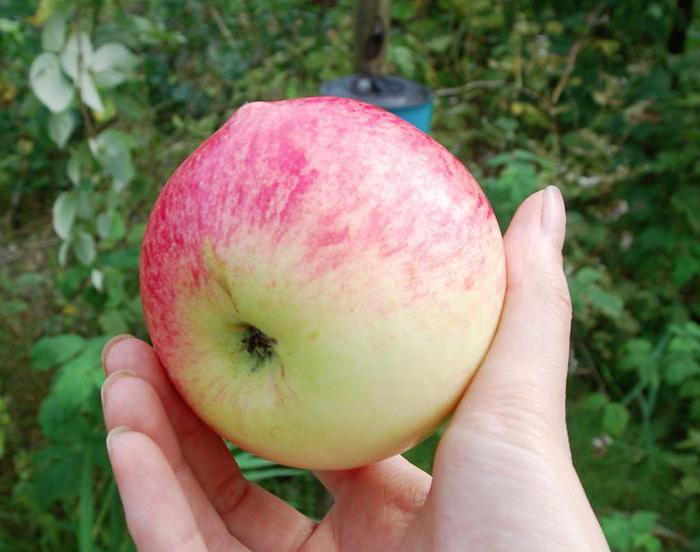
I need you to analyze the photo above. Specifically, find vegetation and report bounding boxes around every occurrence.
[1,0,699,550]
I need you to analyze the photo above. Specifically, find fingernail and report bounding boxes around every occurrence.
[106,425,131,452]
[101,369,136,406]
[102,334,134,371]
[540,185,564,238]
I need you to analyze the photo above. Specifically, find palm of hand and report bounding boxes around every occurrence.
[102,190,609,551]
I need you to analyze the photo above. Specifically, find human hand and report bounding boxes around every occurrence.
[101,187,610,551]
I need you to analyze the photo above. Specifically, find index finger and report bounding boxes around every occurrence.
[103,336,316,552]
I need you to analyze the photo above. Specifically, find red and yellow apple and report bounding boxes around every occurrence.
[140,97,505,470]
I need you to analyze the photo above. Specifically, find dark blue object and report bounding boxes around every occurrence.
[321,74,434,134]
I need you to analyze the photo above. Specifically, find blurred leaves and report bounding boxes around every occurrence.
[60,31,92,82]
[47,110,75,148]
[234,449,306,482]
[40,13,66,52]
[30,333,85,371]
[0,397,10,460]
[51,191,78,239]
[601,512,662,552]
[91,42,138,88]
[29,52,74,112]
[89,129,135,187]
[570,267,625,322]
[72,230,96,265]
[603,403,631,437]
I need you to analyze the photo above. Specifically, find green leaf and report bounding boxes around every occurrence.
[58,239,70,266]
[488,149,551,168]
[0,18,21,34]
[665,357,700,385]
[601,514,632,551]
[52,191,78,239]
[128,222,146,245]
[601,511,661,552]
[427,35,451,53]
[629,511,658,532]
[572,267,603,285]
[603,403,630,436]
[234,451,279,470]
[589,287,624,318]
[91,42,138,88]
[90,268,104,291]
[390,45,416,77]
[232,450,305,481]
[39,338,106,419]
[30,334,86,371]
[76,187,94,220]
[0,299,28,316]
[664,327,700,384]
[73,231,96,265]
[96,212,111,239]
[79,70,103,112]
[108,212,127,241]
[244,467,306,482]
[98,309,128,335]
[41,12,66,52]
[570,267,624,320]
[669,330,700,354]
[90,129,135,184]
[403,431,441,472]
[96,211,127,241]
[632,534,662,552]
[15,272,44,290]
[101,248,139,271]
[91,42,138,72]
[581,392,609,411]
[67,149,83,185]
[103,267,128,306]
[19,444,84,506]
[48,110,76,148]
[481,155,541,227]
[78,450,94,552]
[29,52,74,113]
[619,338,654,365]
[671,253,700,286]
[60,31,93,82]
[619,338,656,380]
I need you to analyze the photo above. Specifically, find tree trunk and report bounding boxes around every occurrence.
[354,0,391,74]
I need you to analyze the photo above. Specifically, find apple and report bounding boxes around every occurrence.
[140,97,506,470]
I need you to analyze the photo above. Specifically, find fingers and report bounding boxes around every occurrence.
[315,455,431,501]
[101,337,249,492]
[106,428,209,552]
[312,458,431,551]
[102,337,316,552]
[452,187,573,447]
[102,369,239,549]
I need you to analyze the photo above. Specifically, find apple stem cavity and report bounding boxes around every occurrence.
[240,323,277,370]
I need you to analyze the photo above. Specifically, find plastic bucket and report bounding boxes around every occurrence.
[321,74,434,134]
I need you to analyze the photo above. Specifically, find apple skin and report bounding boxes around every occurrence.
[140,97,506,470]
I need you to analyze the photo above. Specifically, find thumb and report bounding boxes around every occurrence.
[452,186,573,448]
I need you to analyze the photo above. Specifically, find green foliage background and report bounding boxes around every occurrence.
[1,0,699,550]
